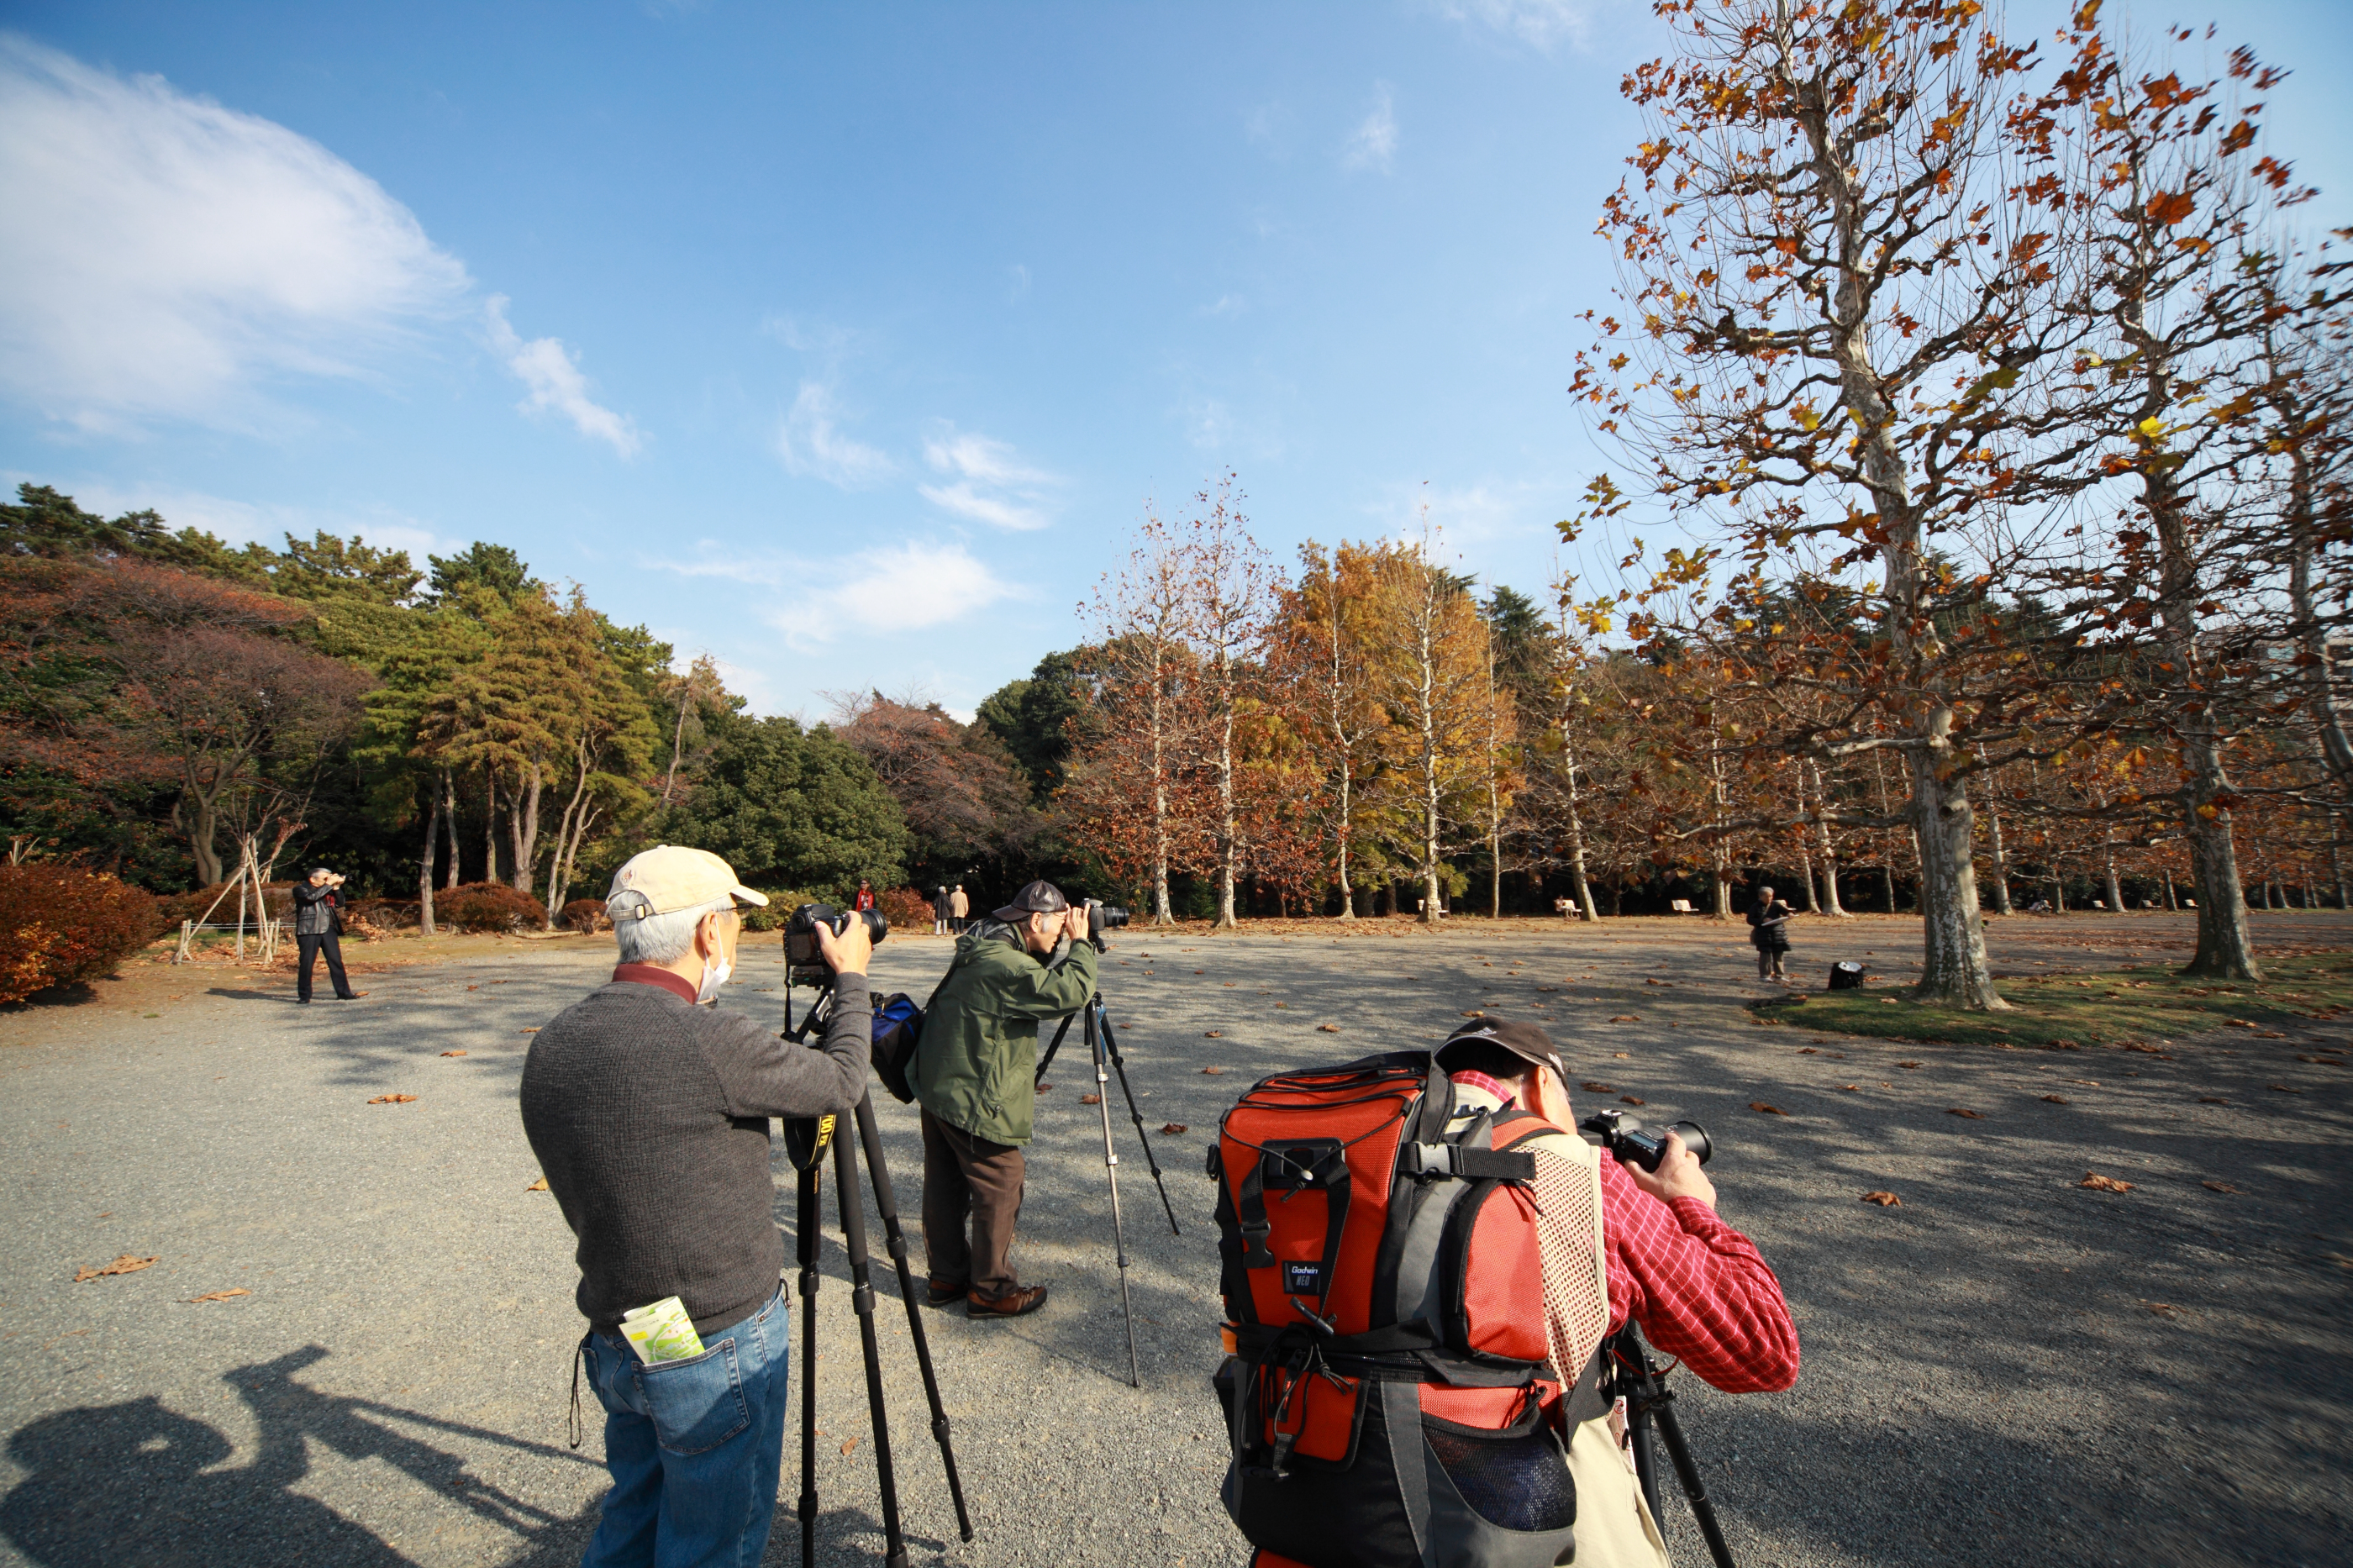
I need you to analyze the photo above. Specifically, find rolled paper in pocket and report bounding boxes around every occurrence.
[620,1296,706,1364]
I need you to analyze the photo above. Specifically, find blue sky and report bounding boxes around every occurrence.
[4,2,2348,718]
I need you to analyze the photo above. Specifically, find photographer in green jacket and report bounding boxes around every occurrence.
[909,880,1098,1318]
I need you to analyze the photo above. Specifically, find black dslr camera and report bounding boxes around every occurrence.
[1083,898,1129,953]
[785,902,887,985]
[1580,1108,1713,1174]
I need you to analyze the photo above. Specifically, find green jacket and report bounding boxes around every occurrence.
[912,923,1098,1146]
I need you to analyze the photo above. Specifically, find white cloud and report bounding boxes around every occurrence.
[1200,294,1245,318]
[1342,83,1398,173]
[775,381,894,488]
[1432,0,1589,50]
[485,296,642,457]
[1366,478,1546,547]
[0,36,470,432]
[917,427,1061,531]
[657,538,1019,650]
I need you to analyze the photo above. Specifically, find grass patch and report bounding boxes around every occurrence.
[1747,953,2353,1050]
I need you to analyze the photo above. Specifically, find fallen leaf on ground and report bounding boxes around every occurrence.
[1160,1123,1187,1135]
[519,1028,539,1034]
[1036,1082,1054,1092]
[1080,1093,1102,1105]
[1798,1048,1819,1055]
[1620,1095,1646,1106]
[368,1093,417,1104]
[2202,1180,2240,1194]
[1839,1084,1861,1092]
[1612,1051,1631,1060]
[1898,1061,1922,1070]
[2042,1094,2070,1104]
[1581,1081,1614,1093]
[1461,1009,1485,1018]
[526,1177,550,1192]
[2198,1097,2228,1105]
[1861,1192,1901,1208]
[1749,1102,1787,1116]
[2146,1302,2178,1315]
[1203,1033,1224,1041]
[1608,1014,1640,1023]
[188,1289,250,1303]
[1202,1065,1225,1073]
[2080,1171,2135,1192]
[441,1050,467,1057]
[2267,1084,2301,1094]
[466,985,478,991]
[1947,1108,1982,1119]
[840,1438,858,1455]
[2227,1018,2256,1029]
[75,1255,158,1282]
[1317,1023,1340,1033]
[2296,1055,2343,1066]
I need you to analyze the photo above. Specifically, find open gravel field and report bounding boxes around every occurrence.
[3,911,2347,1567]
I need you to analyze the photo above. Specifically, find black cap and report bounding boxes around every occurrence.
[992,879,1070,922]
[1439,1016,1566,1076]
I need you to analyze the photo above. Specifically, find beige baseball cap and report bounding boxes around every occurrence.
[605,845,768,923]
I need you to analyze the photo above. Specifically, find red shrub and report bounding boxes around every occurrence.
[561,898,608,934]
[874,886,934,933]
[440,881,550,934]
[0,865,166,1003]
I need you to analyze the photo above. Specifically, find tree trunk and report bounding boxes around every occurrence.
[1795,834,1819,913]
[187,791,224,888]
[418,783,440,937]
[442,771,461,889]
[2103,837,2124,915]
[2332,822,2348,908]
[1708,745,1732,920]
[1908,716,2007,1008]
[1213,667,1238,931]
[1977,747,2014,915]
[2162,868,2177,911]
[1563,741,1599,921]
[1150,678,1174,925]
[1808,761,1847,917]
[663,684,692,808]
[508,758,543,898]
[484,772,500,886]
[1335,755,1356,918]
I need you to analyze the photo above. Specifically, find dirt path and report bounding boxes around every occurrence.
[2,912,2346,1566]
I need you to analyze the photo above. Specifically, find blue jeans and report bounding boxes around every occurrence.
[579,1287,791,1568]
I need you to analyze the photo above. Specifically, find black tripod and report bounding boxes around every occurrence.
[782,989,973,1565]
[1603,1323,1738,1568]
[1034,992,1180,1387]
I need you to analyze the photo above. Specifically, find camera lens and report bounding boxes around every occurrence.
[1669,1121,1712,1166]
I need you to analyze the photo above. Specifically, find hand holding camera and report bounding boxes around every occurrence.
[786,902,886,984]
[1582,1108,1719,1210]
[813,912,872,976]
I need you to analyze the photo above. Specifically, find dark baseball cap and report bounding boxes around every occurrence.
[1439,1016,1566,1076]
[992,879,1071,922]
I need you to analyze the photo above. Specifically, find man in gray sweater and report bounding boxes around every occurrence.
[521,845,871,1568]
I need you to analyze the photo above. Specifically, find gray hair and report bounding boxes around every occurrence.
[614,896,733,966]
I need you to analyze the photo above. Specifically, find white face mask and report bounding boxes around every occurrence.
[696,956,731,1004]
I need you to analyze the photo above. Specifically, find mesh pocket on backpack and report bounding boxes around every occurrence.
[1424,1425,1577,1532]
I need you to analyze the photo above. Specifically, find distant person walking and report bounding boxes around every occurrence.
[934,886,951,936]
[1747,885,1795,981]
[853,878,876,913]
[949,883,970,933]
[291,866,359,1003]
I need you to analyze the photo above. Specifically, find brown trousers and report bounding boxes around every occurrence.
[919,1109,1026,1297]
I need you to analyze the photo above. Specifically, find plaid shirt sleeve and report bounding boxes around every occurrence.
[1599,1155,1800,1393]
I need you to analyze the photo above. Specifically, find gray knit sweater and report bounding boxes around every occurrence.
[520,971,871,1335]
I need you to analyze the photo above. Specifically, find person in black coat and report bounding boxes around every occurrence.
[290,867,359,1003]
[1746,885,1795,981]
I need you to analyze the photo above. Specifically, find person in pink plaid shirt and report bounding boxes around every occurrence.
[1437,1018,1798,1568]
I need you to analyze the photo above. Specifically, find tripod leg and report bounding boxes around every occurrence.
[832,1127,911,1568]
[1088,1008,1142,1388]
[1652,1393,1739,1568]
[796,1162,821,1566]
[852,1092,975,1543]
[1093,1002,1179,1236]
[1033,1009,1076,1088]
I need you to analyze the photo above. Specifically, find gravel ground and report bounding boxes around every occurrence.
[1,911,2346,1567]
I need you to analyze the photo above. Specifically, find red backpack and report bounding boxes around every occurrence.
[1208,1051,1606,1568]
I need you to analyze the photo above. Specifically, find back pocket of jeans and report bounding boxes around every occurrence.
[636,1336,750,1456]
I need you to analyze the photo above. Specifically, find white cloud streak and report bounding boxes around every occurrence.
[917,427,1060,532]
[27,473,459,560]
[1432,0,1589,51]
[657,538,1019,650]
[1342,83,1398,173]
[776,381,895,488]
[485,296,642,457]
[0,35,470,431]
